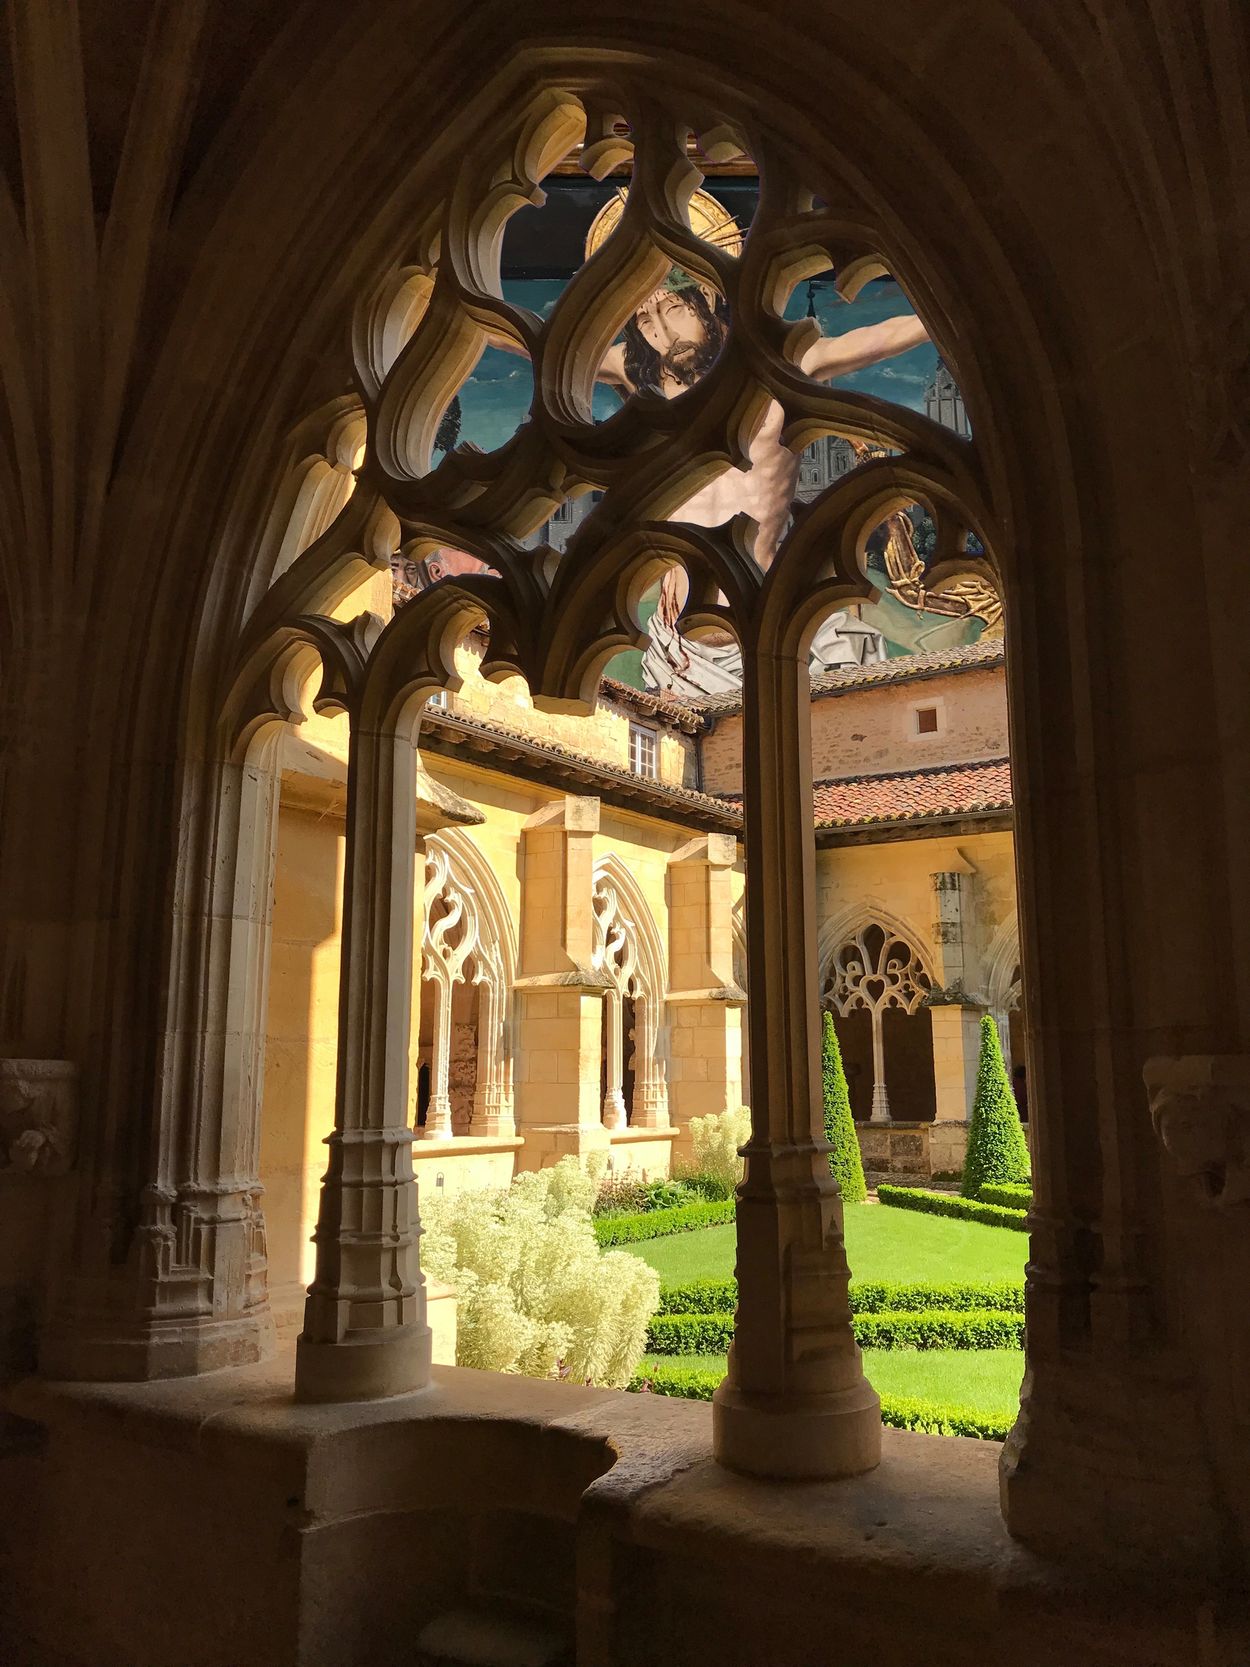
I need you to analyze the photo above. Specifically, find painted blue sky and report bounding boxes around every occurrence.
[452,276,938,455]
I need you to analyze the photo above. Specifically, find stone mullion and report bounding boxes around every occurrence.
[712,643,879,1480]
[295,718,430,1402]
[470,974,513,1137]
[422,973,455,1139]
[601,988,627,1129]
[630,993,669,1128]
[868,1003,890,1122]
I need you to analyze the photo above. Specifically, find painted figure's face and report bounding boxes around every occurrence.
[632,288,716,386]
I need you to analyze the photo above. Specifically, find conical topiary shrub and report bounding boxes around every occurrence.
[822,1010,867,1203]
[961,1013,1031,1197]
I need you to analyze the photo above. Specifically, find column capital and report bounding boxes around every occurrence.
[1145,1054,1250,1208]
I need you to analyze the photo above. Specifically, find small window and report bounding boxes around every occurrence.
[628,722,658,779]
[915,706,939,735]
[426,689,447,712]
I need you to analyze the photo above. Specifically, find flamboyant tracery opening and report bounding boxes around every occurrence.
[220,66,1010,1483]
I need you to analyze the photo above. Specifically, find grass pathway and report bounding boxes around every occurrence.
[622,1202,1027,1286]
[638,1349,1024,1420]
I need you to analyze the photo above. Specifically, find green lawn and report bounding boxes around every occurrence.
[623,1201,1027,1285]
[638,1350,1024,1421]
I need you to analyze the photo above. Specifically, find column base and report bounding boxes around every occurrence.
[294,1323,432,1404]
[712,1376,882,1480]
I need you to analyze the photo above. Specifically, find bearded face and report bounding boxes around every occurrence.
[621,284,729,393]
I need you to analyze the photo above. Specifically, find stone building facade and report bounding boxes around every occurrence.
[259,597,1019,1321]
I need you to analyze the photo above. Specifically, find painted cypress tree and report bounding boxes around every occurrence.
[822,1010,866,1203]
[961,1013,1031,1197]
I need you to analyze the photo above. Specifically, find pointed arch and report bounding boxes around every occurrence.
[592,852,670,1129]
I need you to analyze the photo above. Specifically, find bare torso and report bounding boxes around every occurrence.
[668,398,797,569]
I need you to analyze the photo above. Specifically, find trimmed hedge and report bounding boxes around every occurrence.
[629,1363,1012,1440]
[593,1197,735,1247]
[655,1277,1025,1317]
[646,1307,1024,1355]
[877,1184,1028,1231]
[976,1182,1032,1210]
[823,1012,866,1203]
[647,1313,735,1354]
[962,1013,1031,1195]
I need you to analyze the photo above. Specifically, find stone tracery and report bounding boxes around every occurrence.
[821,922,933,1122]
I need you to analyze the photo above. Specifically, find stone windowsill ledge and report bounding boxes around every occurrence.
[6,1352,1243,1666]
[411,1135,525,1156]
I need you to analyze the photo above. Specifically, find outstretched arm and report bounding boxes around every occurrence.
[484,329,632,391]
[798,313,930,383]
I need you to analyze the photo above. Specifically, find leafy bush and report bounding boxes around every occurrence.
[647,1313,735,1354]
[822,1012,867,1202]
[877,1184,1028,1231]
[421,1156,660,1387]
[976,1182,1032,1210]
[682,1107,751,1197]
[593,1197,736,1247]
[657,1279,739,1315]
[961,1014,1031,1196]
[655,1277,1025,1317]
[848,1279,1024,1314]
[646,1307,1023,1355]
[594,1175,702,1215]
[852,1309,1023,1350]
[677,1171,737,1202]
[629,1364,1013,1439]
[592,1174,647,1216]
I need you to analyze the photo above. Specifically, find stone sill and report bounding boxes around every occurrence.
[606,1125,677,1143]
[6,1353,1245,1666]
[411,1134,525,1156]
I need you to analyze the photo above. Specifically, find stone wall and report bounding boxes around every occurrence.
[700,662,1008,797]
[856,1119,969,1177]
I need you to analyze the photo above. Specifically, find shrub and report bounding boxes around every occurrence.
[647,1312,735,1354]
[877,1183,1028,1231]
[593,1197,736,1247]
[421,1156,660,1388]
[655,1277,1025,1316]
[851,1309,1023,1350]
[629,1365,1013,1439]
[822,1012,866,1204]
[976,1181,1032,1210]
[682,1107,751,1197]
[592,1173,649,1216]
[961,1014,1031,1197]
[645,1307,1023,1355]
[678,1171,736,1203]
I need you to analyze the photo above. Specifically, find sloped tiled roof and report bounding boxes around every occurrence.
[812,757,1012,829]
[693,636,1006,717]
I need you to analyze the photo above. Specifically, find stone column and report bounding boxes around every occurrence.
[513,796,612,1167]
[469,974,515,1137]
[926,868,984,1122]
[868,1008,891,1122]
[630,992,670,1128]
[294,728,454,1402]
[421,975,455,1139]
[712,645,880,1480]
[601,989,627,1129]
[666,833,744,1133]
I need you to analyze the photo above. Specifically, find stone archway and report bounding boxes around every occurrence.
[821,918,935,1123]
[592,856,669,1130]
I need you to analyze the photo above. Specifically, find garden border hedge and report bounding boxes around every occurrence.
[876,1184,1028,1231]
[975,1182,1032,1210]
[629,1363,1012,1441]
[593,1197,735,1247]
[646,1308,1024,1355]
[655,1277,1025,1317]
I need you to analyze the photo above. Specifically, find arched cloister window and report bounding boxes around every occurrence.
[592,861,669,1131]
[821,922,934,1122]
[203,64,1001,1471]
[419,839,513,1140]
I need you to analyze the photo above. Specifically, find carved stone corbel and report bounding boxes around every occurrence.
[1144,1054,1250,1207]
[0,1060,77,1175]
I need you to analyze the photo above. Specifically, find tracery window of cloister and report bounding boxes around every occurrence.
[215,64,1002,1480]
[821,922,934,1123]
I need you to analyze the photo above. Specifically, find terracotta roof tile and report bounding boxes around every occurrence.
[811,757,1013,828]
[693,636,1005,716]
